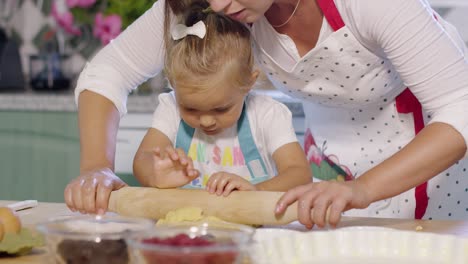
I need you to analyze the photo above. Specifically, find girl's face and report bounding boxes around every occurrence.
[175,82,249,136]
[207,0,275,23]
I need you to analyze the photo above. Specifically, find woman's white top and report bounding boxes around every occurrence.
[75,0,468,220]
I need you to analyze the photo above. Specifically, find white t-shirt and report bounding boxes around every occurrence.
[151,92,298,185]
[75,0,468,150]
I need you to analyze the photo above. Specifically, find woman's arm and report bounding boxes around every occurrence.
[256,142,312,191]
[64,91,127,214]
[276,122,465,229]
[74,0,167,116]
[360,122,465,203]
[64,1,168,214]
[351,0,468,146]
[78,91,120,172]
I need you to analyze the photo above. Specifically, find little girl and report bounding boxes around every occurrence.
[133,1,311,196]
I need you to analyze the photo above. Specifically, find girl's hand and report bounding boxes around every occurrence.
[151,146,199,188]
[274,180,371,229]
[64,168,127,215]
[206,172,257,196]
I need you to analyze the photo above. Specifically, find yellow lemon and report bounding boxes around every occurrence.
[0,207,21,234]
[0,220,4,241]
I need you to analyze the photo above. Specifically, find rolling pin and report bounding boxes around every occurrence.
[108,187,299,226]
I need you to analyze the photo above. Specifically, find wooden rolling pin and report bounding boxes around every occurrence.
[108,187,299,226]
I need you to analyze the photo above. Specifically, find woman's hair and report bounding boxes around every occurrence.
[164,0,254,91]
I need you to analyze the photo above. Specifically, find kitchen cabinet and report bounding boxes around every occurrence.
[0,111,80,202]
[114,113,153,186]
[0,111,146,202]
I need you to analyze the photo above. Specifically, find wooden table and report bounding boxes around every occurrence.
[1,200,467,263]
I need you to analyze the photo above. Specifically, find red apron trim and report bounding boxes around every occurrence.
[316,0,345,31]
[395,89,425,134]
[395,88,428,219]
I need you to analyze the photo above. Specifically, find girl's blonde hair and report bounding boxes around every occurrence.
[164,0,254,91]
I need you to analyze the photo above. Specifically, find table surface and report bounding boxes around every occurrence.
[1,200,467,263]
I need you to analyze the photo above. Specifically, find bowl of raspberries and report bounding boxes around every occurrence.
[127,222,255,264]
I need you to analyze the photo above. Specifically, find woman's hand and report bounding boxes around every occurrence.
[150,146,199,188]
[64,168,127,215]
[206,172,257,196]
[275,180,372,229]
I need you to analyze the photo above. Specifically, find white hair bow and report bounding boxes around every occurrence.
[171,21,207,40]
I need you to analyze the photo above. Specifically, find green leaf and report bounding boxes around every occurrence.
[0,228,44,256]
[311,161,342,181]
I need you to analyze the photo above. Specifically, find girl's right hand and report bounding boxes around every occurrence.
[64,168,127,215]
[151,146,199,188]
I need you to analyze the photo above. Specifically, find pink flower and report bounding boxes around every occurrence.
[93,13,122,45]
[307,146,324,165]
[304,128,316,156]
[52,1,81,36]
[66,0,96,8]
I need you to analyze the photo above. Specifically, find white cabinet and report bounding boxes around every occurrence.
[293,116,305,147]
[115,113,152,174]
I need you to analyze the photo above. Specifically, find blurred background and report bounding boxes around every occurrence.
[0,0,466,202]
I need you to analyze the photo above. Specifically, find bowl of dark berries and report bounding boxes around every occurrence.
[36,214,154,264]
[127,222,255,264]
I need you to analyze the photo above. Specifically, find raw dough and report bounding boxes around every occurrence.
[156,207,226,226]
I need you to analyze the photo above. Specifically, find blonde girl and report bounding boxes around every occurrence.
[132,1,311,195]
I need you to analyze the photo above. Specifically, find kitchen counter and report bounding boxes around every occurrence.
[0,90,304,116]
[0,200,467,263]
[0,92,159,113]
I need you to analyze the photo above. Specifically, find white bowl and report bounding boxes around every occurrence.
[127,221,255,264]
[251,227,468,264]
[36,215,154,264]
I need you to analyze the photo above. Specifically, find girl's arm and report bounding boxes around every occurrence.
[256,142,312,191]
[133,128,171,186]
[133,93,198,187]
[133,128,198,188]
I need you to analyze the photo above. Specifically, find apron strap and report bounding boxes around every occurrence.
[175,101,269,185]
[316,0,345,31]
[175,120,195,154]
[237,103,269,183]
[396,88,428,219]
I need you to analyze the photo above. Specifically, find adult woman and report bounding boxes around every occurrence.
[65,0,468,228]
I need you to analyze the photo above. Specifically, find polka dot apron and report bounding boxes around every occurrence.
[253,0,467,219]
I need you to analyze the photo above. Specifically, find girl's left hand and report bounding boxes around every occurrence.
[206,172,257,196]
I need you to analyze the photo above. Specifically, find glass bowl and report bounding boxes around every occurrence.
[127,221,255,264]
[36,214,155,264]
